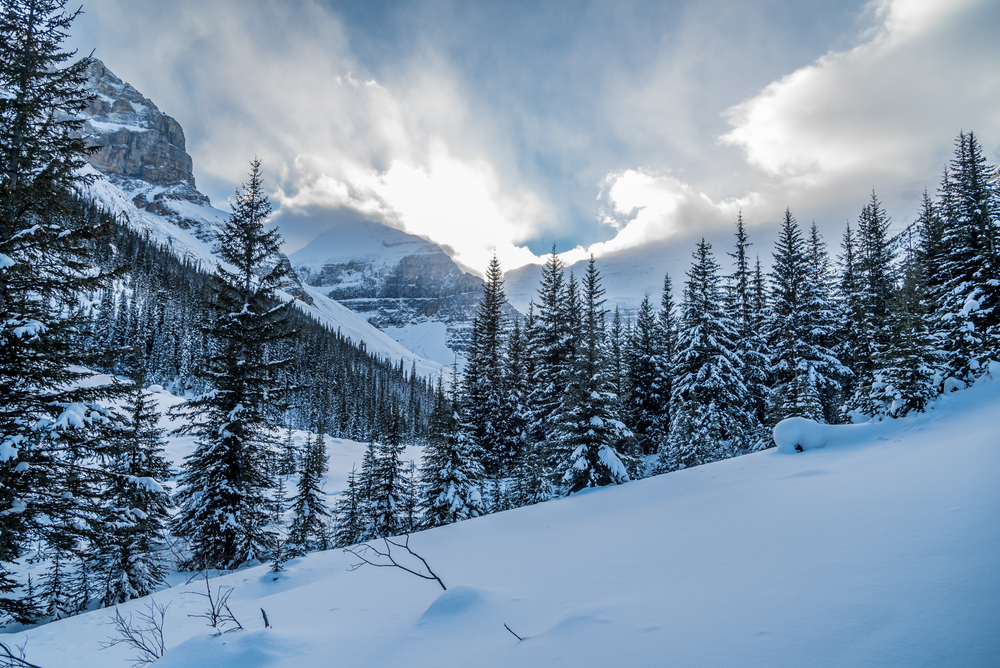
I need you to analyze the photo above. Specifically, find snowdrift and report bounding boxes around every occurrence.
[6,371,999,667]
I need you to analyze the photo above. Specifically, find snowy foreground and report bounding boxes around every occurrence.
[7,375,1000,667]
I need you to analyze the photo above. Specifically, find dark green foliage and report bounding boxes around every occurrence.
[0,0,127,624]
[96,368,172,606]
[172,160,291,570]
[288,431,331,554]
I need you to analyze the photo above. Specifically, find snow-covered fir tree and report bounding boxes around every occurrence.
[555,256,630,493]
[660,238,751,470]
[625,295,665,456]
[332,465,364,548]
[766,210,846,424]
[464,254,518,476]
[96,368,172,606]
[726,214,770,445]
[420,376,485,528]
[0,0,126,623]
[848,192,897,416]
[172,159,293,570]
[288,429,331,554]
[932,132,1000,384]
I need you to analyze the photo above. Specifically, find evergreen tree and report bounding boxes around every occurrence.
[660,239,750,470]
[96,368,172,606]
[767,210,846,425]
[874,222,940,416]
[933,132,1000,381]
[556,256,630,493]
[288,429,331,554]
[332,465,364,548]
[526,247,573,476]
[726,214,769,445]
[420,376,485,527]
[625,295,665,455]
[0,0,125,623]
[172,160,293,570]
[849,191,897,415]
[463,254,516,475]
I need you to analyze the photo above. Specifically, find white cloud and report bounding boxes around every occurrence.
[720,0,999,189]
[72,0,549,275]
[583,169,751,259]
[589,0,1000,259]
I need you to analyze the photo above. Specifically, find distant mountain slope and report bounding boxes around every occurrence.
[505,238,692,315]
[77,59,444,377]
[291,219,493,366]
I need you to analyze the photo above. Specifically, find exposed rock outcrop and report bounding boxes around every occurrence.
[76,59,314,306]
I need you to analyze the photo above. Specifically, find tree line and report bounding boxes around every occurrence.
[394,129,999,529]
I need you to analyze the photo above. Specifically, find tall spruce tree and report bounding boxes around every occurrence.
[849,192,897,415]
[625,295,665,456]
[933,132,1000,382]
[0,0,126,623]
[420,376,485,528]
[464,254,515,475]
[556,256,629,493]
[288,427,331,554]
[726,214,769,443]
[96,368,172,606]
[660,239,750,470]
[172,160,293,570]
[767,210,846,425]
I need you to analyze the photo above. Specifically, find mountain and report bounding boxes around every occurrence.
[75,59,444,379]
[291,220,496,366]
[505,238,694,315]
[11,364,999,667]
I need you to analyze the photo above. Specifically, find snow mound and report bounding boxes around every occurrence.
[773,417,834,453]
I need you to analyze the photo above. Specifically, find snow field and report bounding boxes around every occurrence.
[5,373,999,667]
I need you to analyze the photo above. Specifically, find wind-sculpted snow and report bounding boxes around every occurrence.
[9,361,999,667]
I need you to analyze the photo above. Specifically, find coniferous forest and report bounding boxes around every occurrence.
[1,0,998,633]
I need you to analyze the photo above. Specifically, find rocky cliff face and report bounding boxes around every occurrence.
[77,59,312,304]
[81,59,195,187]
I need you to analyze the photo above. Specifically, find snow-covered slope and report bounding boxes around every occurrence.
[10,369,999,667]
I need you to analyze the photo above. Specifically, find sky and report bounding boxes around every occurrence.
[68,0,1000,274]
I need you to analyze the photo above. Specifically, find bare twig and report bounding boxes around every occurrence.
[99,600,170,667]
[186,572,242,633]
[344,534,446,591]
[0,641,44,668]
[504,623,522,641]
[260,608,270,629]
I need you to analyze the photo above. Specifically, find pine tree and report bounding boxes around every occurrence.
[172,160,293,570]
[365,406,408,539]
[288,429,330,554]
[556,256,630,493]
[96,368,172,606]
[526,247,573,477]
[625,295,665,456]
[420,376,485,527]
[726,214,769,445]
[464,254,516,475]
[767,210,846,425]
[875,221,940,416]
[933,132,1000,382]
[660,238,750,470]
[848,191,897,415]
[332,465,364,548]
[0,0,126,623]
